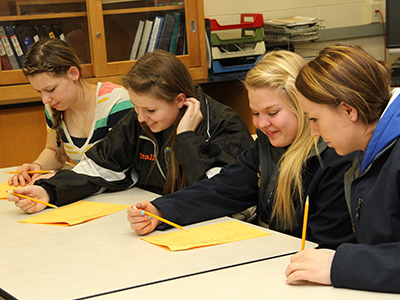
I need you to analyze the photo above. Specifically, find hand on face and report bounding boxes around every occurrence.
[176,97,203,135]
[285,248,333,286]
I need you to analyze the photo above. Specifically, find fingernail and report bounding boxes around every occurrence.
[140,211,145,216]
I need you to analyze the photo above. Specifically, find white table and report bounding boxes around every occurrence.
[0,167,315,300]
[92,254,400,300]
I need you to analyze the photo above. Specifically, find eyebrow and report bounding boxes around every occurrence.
[32,85,55,91]
[249,104,279,111]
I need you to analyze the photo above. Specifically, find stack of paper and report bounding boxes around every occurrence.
[264,16,321,43]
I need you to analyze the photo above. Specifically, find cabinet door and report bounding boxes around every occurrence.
[0,0,93,86]
[87,0,207,80]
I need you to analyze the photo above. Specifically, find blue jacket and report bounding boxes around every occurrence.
[332,88,400,293]
[152,129,356,250]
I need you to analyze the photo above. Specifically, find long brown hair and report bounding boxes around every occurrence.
[122,50,196,194]
[23,38,84,164]
[244,50,319,231]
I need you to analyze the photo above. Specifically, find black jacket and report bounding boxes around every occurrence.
[37,86,253,205]
[152,130,356,250]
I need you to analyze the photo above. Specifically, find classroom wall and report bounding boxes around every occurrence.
[203,0,396,64]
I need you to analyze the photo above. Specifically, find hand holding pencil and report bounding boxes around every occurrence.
[8,162,56,187]
[127,201,187,235]
[6,185,53,214]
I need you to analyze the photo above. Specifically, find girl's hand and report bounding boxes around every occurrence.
[285,248,334,285]
[127,201,162,235]
[8,163,41,187]
[177,97,203,135]
[7,185,50,214]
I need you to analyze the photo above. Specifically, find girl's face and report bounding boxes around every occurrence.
[28,69,78,111]
[249,87,298,147]
[299,93,362,155]
[130,90,184,133]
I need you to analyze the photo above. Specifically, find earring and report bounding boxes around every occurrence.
[351,116,355,121]
[74,80,77,83]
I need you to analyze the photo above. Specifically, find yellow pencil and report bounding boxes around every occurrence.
[134,206,188,231]
[301,195,310,251]
[7,170,56,174]
[6,190,58,209]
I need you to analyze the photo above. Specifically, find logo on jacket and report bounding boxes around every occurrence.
[139,153,156,161]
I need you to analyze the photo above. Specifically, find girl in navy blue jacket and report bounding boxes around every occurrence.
[286,45,400,293]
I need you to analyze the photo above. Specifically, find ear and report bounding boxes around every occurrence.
[339,101,358,121]
[174,93,186,109]
[68,66,80,82]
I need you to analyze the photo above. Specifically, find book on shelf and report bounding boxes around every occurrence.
[0,39,12,70]
[129,20,145,60]
[52,24,67,42]
[28,26,40,43]
[42,24,56,39]
[34,25,47,40]
[157,13,177,52]
[168,13,180,54]
[137,19,153,59]
[174,14,186,55]
[0,25,19,69]
[5,25,25,68]
[14,23,34,55]
[146,15,164,53]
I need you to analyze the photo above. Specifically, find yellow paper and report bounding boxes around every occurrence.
[141,221,271,251]
[0,181,19,199]
[18,201,130,226]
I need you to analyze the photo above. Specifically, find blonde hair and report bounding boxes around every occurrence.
[122,50,196,195]
[244,50,319,231]
[296,45,391,124]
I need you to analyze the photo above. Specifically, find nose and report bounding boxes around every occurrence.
[136,110,148,123]
[309,123,320,137]
[257,115,272,129]
[41,93,52,104]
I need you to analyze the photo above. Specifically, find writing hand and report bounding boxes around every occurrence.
[127,201,162,235]
[285,248,333,285]
[8,163,41,187]
[7,185,50,214]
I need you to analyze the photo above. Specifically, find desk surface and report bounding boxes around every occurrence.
[93,254,399,300]
[0,167,315,300]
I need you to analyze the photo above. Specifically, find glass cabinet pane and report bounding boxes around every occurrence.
[0,0,90,84]
[102,0,186,63]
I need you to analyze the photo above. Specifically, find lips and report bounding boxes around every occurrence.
[265,130,278,137]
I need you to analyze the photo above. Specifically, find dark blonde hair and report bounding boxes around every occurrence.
[244,50,319,231]
[296,45,391,124]
[23,38,83,165]
[122,50,196,195]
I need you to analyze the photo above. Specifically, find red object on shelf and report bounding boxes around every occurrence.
[209,14,264,31]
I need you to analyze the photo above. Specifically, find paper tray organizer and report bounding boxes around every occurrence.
[211,27,265,46]
[210,13,264,31]
[212,55,263,74]
[208,13,265,74]
[212,41,265,60]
